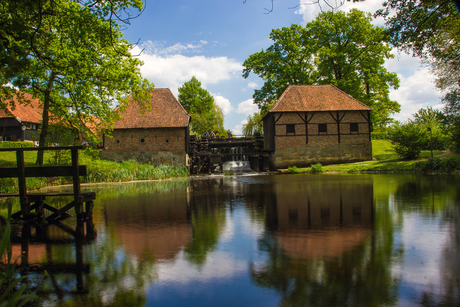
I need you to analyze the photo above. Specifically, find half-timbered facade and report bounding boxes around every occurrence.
[263,85,373,169]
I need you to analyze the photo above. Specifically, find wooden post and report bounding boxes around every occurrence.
[16,150,30,220]
[71,149,83,220]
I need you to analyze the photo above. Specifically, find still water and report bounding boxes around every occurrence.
[7,174,460,306]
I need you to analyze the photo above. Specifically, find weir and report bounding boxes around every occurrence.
[187,133,270,174]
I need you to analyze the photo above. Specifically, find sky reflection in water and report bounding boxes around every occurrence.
[9,174,460,306]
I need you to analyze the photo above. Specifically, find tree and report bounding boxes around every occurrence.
[178,76,225,136]
[243,9,400,127]
[6,0,152,165]
[388,121,427,159]
[378,1,460,144]
[242,111,264,137]
[0,0,144,95]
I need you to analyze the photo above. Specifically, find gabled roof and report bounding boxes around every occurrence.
[269,85,373,113]
[114,88,190,129]
[0,91,42,123]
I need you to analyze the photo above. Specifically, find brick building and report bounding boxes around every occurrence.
[263,85,373,169]
[102,88,191,166]
[0,92,42,144]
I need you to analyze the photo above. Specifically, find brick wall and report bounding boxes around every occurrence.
[101,127,188,166]
[104,127,186,152]
[270,142,372,169]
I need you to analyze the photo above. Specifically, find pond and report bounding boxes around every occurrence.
[6,174,460,306]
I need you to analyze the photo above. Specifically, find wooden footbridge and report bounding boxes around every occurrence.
[188,133,270,174]
[0,146,96,293]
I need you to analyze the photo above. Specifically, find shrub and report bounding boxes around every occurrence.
[413,156,460,173]
[310,163,323,174]
[388,122,427,159]
[288,166,300,173]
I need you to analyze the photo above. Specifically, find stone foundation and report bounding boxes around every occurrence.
[101,150,188,167]
[270,143,372,169]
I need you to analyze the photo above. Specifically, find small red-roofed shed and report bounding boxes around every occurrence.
[0,92,42,143]
[263,85,373,169]
[102,88,191,166]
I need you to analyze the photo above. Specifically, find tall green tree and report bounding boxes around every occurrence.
[243,9,400,127]
[178,76,225,136]
[6,0,152,165]
[378,0,460,151]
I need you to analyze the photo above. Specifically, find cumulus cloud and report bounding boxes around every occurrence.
[232,120,247,136]
[247,82,258,89]
[390,68,442,122]
[295,0,386,24]
[132,45,242,95]
[236,99,258,115]
[213,94,234,115]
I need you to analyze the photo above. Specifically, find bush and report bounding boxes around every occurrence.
[413,156,460,173]
[388,122,427,159]
[0,141,34,148]
[288,166,300,173]
[310,163,323,174]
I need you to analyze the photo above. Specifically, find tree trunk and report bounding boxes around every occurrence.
[36,72,56,166]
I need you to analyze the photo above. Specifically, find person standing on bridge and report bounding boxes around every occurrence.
[227,129,232,138]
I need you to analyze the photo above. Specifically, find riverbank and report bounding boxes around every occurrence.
[286,140,460,174]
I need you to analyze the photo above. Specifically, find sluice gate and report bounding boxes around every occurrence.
[188,133,270,174]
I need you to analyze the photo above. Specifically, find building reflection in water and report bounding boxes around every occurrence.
[103,189,192,262]
[266,179,373,259]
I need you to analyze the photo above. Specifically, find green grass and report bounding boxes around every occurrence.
[288,140,456,174]
[0,148,189,193]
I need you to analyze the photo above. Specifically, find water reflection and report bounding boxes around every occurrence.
[2,174,460,306]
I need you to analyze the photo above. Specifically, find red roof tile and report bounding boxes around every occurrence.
[270,85,373,112]
[0,92,42,123]
[114,88,190,129]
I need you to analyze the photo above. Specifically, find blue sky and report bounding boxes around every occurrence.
[122,0,442,135]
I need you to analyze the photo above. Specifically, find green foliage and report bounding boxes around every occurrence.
[242,111,264,136]
[412,107,449,150]
[243,9,400,127]
[388,122,427,159]
[371,131,387,140]
[287,166,300,173]
[310,163,323,173]
[413,156,460,173]
[2,0,152,166]
[178,76,224,136]
[0,141,34,148]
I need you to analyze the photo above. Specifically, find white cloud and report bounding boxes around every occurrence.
[236,99,258,115]
[247,82,258,89]
[213,94,234,115]
[132,46,242,95]
[390,68,442,122]
[140,40,208,56]
[232,120,247,136]
[295,0,386,25]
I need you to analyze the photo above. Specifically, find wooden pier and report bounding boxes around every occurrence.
[0,146,95,222]
[188,133,270,174]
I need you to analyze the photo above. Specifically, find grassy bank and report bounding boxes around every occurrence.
[0,145,189,193]
[287,140,460,174]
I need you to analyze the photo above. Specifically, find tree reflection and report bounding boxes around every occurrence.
[184,178,227,267]
[251,177,399,306]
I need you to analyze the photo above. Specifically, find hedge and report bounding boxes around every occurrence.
[0,141,35,148]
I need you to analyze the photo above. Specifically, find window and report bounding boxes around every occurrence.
[318,124,327,133]
[350,123,359,133]
[286,124,295,134]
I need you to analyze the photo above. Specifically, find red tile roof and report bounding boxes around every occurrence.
[269,85,373,113]
[114,88,190,129]
[0,91,42,123]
